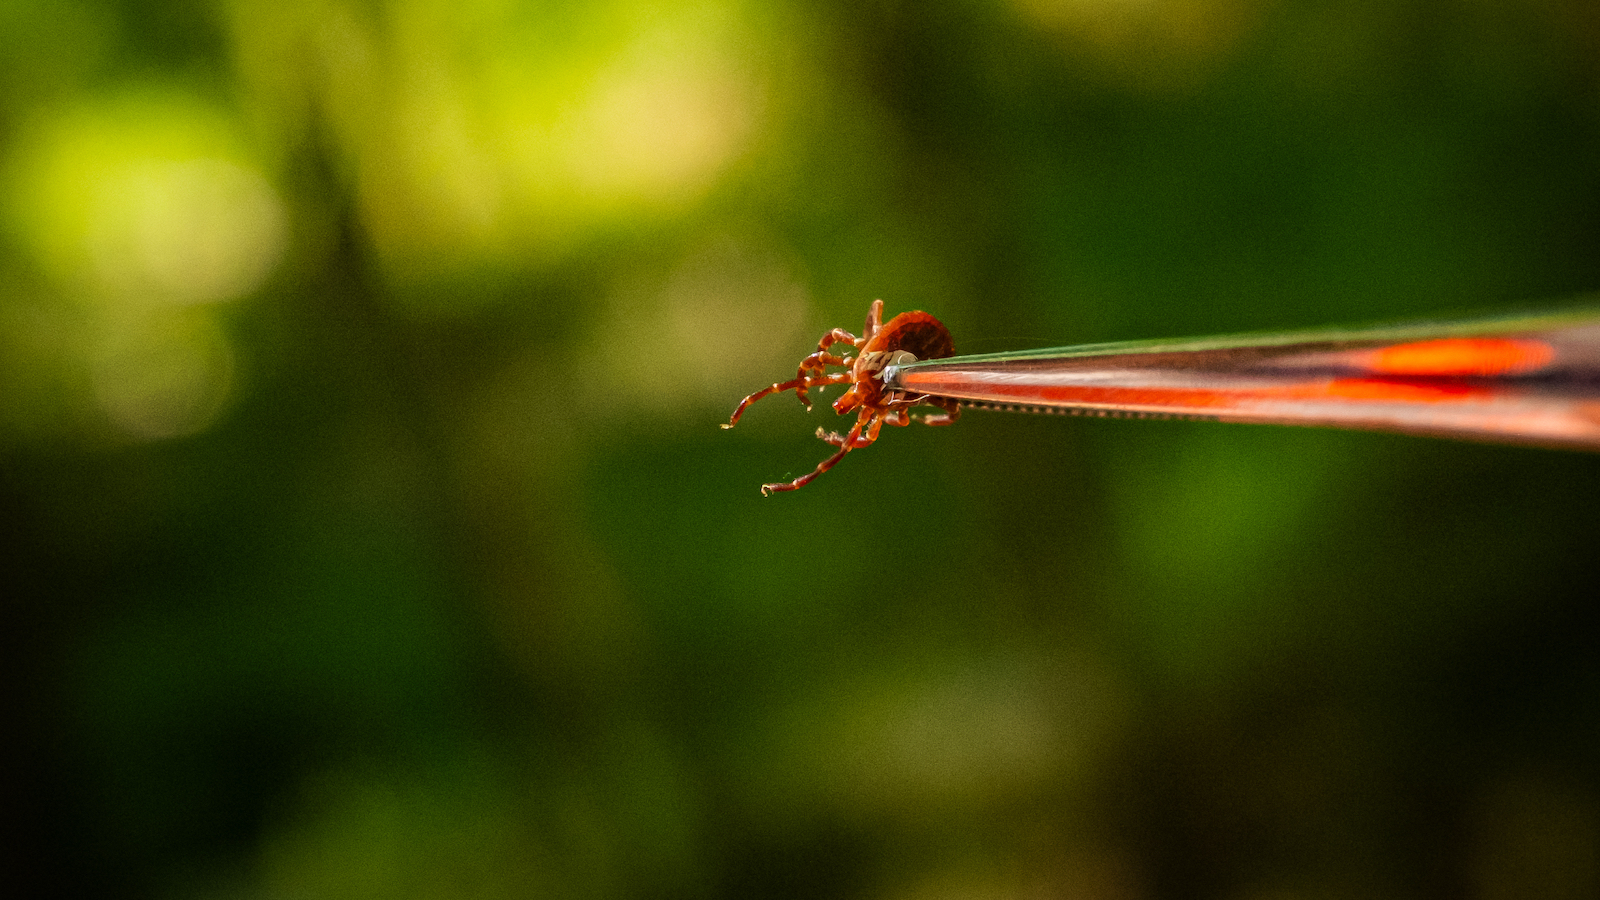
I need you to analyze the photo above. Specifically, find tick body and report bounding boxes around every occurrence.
[723,300,960,494]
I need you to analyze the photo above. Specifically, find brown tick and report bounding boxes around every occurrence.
[723,299,961,494]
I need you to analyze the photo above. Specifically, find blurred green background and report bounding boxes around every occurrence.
[5,0,1600,897]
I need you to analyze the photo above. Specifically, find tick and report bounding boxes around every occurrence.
[723,299,961,494]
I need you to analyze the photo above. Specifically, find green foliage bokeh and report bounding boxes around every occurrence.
[5,1,1600,898]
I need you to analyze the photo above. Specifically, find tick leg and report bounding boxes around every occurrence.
[794,350,853,408]
[777,323,862,407]
[763,413,878,494]
[858,409,887,444]
[916,400,962,427]
[724,371,852,428]
[800,352,850,370]
[816,406,885,447]
[880,407,912,428]
[813,425,878,448]
[815,330,861,353]
[815,426,847,447]
[862,300,883,342]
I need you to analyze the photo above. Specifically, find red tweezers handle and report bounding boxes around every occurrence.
[885,308,1600,450]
